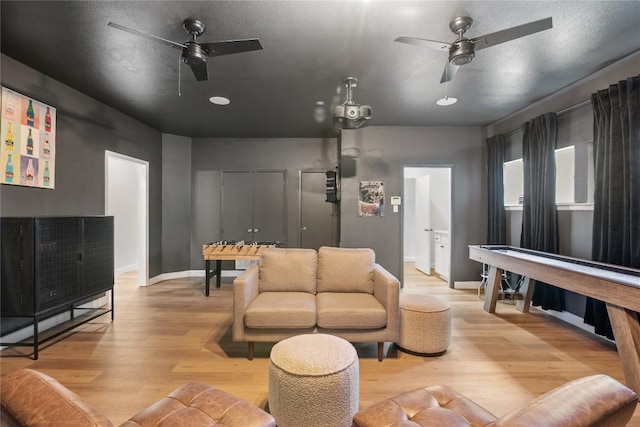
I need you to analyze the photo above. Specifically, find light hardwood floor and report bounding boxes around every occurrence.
[1,264,639,425]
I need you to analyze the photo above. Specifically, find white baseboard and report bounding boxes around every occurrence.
[115,264,137,276]
[540,308,614,342]
[147,269,242,286]
[403,256,416,262]
[454,280,481,290]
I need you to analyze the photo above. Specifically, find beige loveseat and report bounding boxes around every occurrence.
[232,246,400,361]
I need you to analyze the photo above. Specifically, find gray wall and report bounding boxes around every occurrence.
[189,137,338,269]
[340,126,485,282]
[162,134,192,272]
[0,54,165,277]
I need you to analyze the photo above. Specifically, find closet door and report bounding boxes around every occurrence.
[252,171,286,244]
[300,171,337,250]
[222,171,254,242]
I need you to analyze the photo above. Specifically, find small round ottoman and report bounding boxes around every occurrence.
[397,293,451,355]
[268,334,359,427]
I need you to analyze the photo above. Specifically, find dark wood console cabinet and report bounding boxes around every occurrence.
[1,216,114,359]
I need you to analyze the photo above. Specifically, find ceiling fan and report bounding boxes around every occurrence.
[108,19,263,81]
[395,16,552,83]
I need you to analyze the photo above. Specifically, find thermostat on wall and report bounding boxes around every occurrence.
[390,196,401,205]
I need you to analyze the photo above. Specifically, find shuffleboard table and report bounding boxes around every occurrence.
[469,245,640,392]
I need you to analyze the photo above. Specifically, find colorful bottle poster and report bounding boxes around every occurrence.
[1,87,55,189]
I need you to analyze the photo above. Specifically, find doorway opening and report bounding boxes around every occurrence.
[402,166,452,288]
[105,151,149,286]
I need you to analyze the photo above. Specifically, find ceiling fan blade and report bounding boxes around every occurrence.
[394,36,451,52]
[189,62,208,81]
[200,39,263,57]
[471,17,552,51]
[108,22,186,50]
[440,62,460,83]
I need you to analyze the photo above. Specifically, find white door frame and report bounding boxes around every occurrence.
[402,165,453,287]
[105,151,149,286]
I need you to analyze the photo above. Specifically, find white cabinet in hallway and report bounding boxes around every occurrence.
[434,231,449,280]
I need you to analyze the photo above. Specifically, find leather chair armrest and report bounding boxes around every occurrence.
[232,264,260,341]
[494,374,638,427]
[0,369,114,427]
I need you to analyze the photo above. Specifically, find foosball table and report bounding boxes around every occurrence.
[202,241,278,296]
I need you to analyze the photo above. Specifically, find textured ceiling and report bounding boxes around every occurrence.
[2,1,639,138]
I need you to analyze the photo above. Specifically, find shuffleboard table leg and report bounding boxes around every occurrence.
[483,266,503,313]
[516,277,535,313]
[606,303,640,394]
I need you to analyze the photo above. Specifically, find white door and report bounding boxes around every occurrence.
[415,174,432,274]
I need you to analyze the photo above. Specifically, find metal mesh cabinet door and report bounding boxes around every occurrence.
[34,217,82,312]
[82,216,114,295]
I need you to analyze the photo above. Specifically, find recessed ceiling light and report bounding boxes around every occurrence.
[209,96,230,105]
[436,96,457,106]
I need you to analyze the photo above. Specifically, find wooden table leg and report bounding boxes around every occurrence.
[607,303,640,393]
[483,266,503,313]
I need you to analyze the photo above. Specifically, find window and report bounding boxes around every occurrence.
[503,144,593,207]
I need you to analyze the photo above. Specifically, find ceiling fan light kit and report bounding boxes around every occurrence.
[436,96,457,106]
[332,77,372,130]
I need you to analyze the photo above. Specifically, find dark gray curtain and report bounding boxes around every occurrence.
[521,112,565,311]
[487,134,506,245]
[585,75,640,339]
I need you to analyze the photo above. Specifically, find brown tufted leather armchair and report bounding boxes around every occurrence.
[353,374,638,427]
[1,369,275,427]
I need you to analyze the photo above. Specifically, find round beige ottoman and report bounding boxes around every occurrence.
[268,334,359,427]
[397,293,451,355]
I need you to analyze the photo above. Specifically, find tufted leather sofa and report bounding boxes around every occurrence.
[233,246,400,362]
[0,369,275,427]
[353,374,638,426]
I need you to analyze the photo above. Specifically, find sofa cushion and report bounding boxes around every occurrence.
[245,292,317,329]
[316,293,387,329]
[259,248,317,293]
[317,247,374,293]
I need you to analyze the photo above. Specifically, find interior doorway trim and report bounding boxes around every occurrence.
[105,151,149,286]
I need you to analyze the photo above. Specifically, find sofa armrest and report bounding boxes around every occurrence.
[372,263,400,340]
[0,369,114,427]
[232,264,260,341]
[494,374,638,427]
